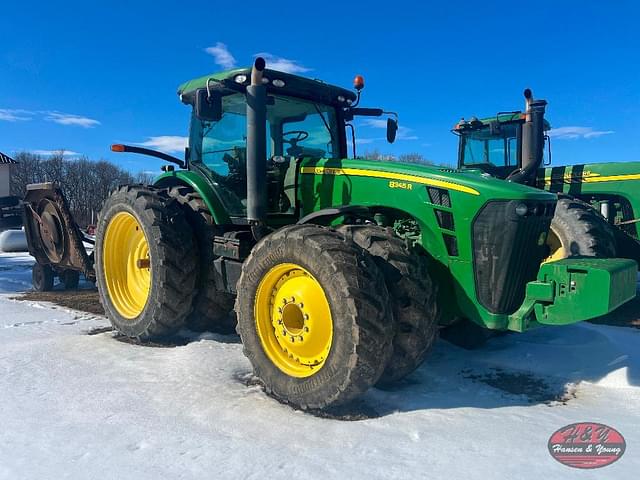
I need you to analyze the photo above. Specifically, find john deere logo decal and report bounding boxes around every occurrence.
[548,422,625,469]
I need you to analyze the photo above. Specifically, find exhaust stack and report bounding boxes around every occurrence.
[246,57,267,235]
[508,88,547,185]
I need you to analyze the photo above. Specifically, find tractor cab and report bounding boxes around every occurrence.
[187,88,344,217]
[176,65,398,223]
[454,101,551,181]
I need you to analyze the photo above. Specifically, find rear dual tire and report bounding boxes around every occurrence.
[95,186,198,339]
[337,225,440,386]
[166,186,235,332]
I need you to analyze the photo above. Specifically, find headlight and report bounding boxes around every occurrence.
[515,203,529,216]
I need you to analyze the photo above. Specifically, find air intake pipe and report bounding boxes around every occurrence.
[246,57,268,238]
[508,89,547,186]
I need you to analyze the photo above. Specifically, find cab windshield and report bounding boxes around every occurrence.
[459,122,520,167]
[189,93,342,216]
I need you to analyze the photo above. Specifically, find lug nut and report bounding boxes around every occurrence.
[136,258,150,269]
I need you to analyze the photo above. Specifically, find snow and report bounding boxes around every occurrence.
[1,252,639,479]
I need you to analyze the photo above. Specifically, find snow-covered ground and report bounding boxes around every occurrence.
[1,252,639,479]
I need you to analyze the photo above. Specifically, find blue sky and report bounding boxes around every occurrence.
[1,0,638,174]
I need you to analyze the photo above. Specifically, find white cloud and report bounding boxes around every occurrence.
[45,112,100,128]
[136,136,188,154]
[0,109,33,121]
[31,149,80,157]
[205,42,237,69]
[255,53,311,74]
[361,118,418,140]
[548,126,614,139]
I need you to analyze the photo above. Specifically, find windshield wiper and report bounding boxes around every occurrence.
[314,104,334,144]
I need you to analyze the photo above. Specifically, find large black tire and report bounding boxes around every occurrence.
[95,186,198,339]
[547,196,616,261]
[337,225,440,385]
[166,186,235,332]
[235,224,394,410]
[32,263,54,292]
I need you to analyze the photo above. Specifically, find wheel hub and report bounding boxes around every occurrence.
[102,211,151,319]
[255,263,332,377]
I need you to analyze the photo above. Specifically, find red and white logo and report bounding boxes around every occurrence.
[548,422,625,469]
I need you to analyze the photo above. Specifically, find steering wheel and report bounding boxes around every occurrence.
[282,130,309,146]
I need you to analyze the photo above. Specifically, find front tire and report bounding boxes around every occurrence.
[95,186,198,339]
[235,224,394,410]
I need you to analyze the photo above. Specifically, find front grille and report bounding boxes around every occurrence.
[472,200,555,314]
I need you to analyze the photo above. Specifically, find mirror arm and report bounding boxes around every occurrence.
[383,111,398,121]
[111,144,186,168]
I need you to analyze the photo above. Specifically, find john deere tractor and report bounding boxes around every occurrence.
[454,89,640,264]
[23,59,637,411]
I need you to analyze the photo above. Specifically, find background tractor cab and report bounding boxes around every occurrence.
[453,89,640,264]
[454,89,551,184]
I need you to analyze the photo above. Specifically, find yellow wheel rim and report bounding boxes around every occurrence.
[102,211,151,319]
[254,263,332,378]
[543,226,566,263]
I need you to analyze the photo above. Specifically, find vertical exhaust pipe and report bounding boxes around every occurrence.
[508,88,547,185]
[246,57,267,238]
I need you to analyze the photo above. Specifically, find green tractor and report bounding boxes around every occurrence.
[22,59,637,411]
[454,89,640,264]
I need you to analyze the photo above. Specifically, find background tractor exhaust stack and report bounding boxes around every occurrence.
[508,88,547,186]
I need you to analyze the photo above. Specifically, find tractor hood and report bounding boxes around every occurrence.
[305,158,557,202]
[538,161,640,187]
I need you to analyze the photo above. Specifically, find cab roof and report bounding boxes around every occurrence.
[177,67,357,107]
[454,112,551,131]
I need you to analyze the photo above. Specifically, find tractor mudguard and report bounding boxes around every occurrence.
[153,170,231,225]
[507,257,637,331]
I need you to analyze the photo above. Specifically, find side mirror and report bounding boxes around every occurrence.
[195,88,222,122]
[387,118,398,144]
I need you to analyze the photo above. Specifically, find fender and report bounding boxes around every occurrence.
[154,170,231,224]
[296,205,372,225]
